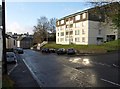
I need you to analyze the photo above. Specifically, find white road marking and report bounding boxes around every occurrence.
[101,78,120,87]
[91,61,111,67]
[8,63,18,75]
[22,58,42,87]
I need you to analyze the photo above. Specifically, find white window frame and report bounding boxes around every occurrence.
[61,20,64,24]
[75,15,80,21]
[75,38,80,42]
[82,37,85,42]
[75,30,80,35]
[82,13,86,19]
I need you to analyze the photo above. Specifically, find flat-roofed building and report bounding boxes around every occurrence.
[56,3,119,45]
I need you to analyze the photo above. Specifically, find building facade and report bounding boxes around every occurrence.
[56,3,119,45]
[17,34,33,49]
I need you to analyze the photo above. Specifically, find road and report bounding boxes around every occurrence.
[19,49,120,87]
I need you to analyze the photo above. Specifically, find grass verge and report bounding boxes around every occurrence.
[43,39,120,53]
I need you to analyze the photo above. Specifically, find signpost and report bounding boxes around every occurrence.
[2,0,7,74]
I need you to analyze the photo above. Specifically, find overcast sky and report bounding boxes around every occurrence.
[5,2,92,34]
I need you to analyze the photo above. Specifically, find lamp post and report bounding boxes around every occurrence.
[2,0,7,74]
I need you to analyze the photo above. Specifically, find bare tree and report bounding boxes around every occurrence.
[49,18,56,33]
[33,16,49,44]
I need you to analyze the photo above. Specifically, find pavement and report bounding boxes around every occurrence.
[8,54,40,88]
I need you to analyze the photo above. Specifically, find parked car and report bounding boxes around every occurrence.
[15,47,24,54]
[49,48,56,53]
[67,48,76,55]
[6,52,17,64]
[57,48,66,55]
[41,48,50,53]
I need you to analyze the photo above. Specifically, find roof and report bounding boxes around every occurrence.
[57,2,119,21]
[17,36,33,41]
[57,9,89,21]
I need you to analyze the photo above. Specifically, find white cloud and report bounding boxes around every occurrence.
[6,22,34,34]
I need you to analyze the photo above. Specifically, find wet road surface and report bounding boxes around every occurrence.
[20,49,120,87]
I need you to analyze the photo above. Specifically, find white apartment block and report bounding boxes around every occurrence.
[56,3,119,45]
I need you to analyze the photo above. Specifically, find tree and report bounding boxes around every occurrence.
[33,16,56,44]
[49,18,56,33]
[89,2,120,30]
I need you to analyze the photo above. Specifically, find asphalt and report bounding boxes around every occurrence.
[9,54,40,88]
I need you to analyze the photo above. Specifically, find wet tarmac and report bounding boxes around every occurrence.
[19,49,120,87]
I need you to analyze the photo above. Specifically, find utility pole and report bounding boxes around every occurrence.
[2,0,7,74]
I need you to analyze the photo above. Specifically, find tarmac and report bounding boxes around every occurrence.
[8,54,40,88]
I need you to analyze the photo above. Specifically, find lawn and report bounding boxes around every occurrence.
[43,39,120,53]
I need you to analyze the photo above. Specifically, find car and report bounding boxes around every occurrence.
[15,47,24,54]
[57,48,66,55]
[49,48,56,53]
[41,48,50,53]
[6,52,17,64]
[67,48,76,55]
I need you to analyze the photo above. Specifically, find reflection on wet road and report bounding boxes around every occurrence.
[20,49,120,87]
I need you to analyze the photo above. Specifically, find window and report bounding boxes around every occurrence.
[66,25,69,28]
[75,23,80,28]
[82,29,85,34]
[60,38,64,42]
[66,32,69,35]
[75,15,80,21]
[61,32,64,36]
[82,37,85,42]
[75,38,80,42]
[82,22,85,27]
[98,29,101,35]
[70,31,73,35]
[70,24,73,28]
[58,33,59,36]
[82,13,86,19]
[75,30,80,35]
[61,20,64,24]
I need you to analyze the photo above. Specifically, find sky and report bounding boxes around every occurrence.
[5,2,92,34]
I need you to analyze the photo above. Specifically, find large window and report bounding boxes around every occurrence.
[58,33,59,36]
[70,24,73,28]
[75,38,80,42]
[61,20,64,24]
[70,31,73,35]
[82,13,86,19]
[75,30,80,35]
[75,15,80,21]
[66,32,69,35]
[82,29,85,34]
[82,37,85,42]
[60,38,64,42]
[61,32,64,36]
[75,23,80,28]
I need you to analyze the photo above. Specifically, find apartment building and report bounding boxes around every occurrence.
[56,3,119,45]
